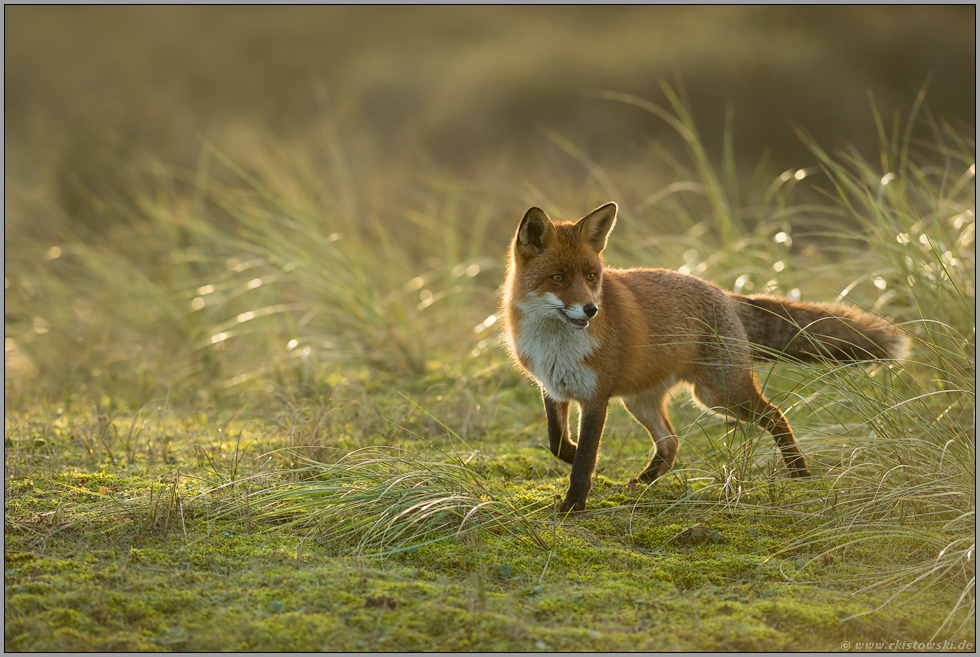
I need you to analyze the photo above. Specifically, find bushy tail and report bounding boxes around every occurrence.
[733,294,909,363]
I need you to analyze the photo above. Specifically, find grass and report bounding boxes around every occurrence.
[4,83,975,650]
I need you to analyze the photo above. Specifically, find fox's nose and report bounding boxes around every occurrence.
[583,303,598,318]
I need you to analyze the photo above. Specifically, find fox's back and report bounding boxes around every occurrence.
[609,267,740,333]
[590,267,747,396]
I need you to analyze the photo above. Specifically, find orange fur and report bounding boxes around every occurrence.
[500,203,908,512]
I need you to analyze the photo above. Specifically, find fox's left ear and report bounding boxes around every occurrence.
[575,202,618,253]
[515,207,556,259]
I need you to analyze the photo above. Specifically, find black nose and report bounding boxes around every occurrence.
[583,303,598,318]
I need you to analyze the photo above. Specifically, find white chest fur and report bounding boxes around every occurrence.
[514,293,599,402]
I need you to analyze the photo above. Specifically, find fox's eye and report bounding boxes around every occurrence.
[586,272,596,282]
[551,274,565,282]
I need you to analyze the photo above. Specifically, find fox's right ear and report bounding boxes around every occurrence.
[575,202,617,254]
[515,207,555,258]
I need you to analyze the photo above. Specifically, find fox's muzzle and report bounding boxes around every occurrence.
[559,302,597,329]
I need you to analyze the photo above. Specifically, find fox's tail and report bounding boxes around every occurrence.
[733,294,909,363]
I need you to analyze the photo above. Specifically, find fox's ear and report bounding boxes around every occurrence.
[515,207,555,258]
[575,202,617,253]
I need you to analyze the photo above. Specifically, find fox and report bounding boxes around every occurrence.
[500,202,909,513]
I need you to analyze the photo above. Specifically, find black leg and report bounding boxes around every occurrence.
[557,400,609,513]
[544,393,576,464]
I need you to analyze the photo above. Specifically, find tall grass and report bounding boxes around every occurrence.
[784,103,975,637]
[5,125,504,406]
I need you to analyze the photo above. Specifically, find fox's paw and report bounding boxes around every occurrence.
[556,499,586,515]
[624,478,648,492]
[625,470,662,491]
[555,443,577,465]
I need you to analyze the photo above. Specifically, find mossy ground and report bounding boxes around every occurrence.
[4,372,974,652]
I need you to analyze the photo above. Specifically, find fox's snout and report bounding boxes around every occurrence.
[555,299,598,329]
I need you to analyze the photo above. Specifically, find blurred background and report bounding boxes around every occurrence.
[6,6,975,209]
[4,6,976,403]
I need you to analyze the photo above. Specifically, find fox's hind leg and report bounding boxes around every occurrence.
[622,386,679,485]
[692,369,811,478]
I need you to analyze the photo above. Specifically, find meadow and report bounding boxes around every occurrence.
[4,6,976,651]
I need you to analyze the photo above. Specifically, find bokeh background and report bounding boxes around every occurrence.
[3,5,976,403]
[6,6,975,216]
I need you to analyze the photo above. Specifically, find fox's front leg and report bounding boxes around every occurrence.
[557,400,609,513]
[543,393,576,463]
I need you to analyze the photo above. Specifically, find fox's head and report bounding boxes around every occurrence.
[509,202,618,330]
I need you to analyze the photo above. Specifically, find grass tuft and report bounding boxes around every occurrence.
[244,446,549,556]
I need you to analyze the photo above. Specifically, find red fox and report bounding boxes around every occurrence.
[501,202,908,512]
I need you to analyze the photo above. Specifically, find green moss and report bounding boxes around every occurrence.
[4,397,975,652]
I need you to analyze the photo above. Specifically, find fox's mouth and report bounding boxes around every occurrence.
[557,308,589,329]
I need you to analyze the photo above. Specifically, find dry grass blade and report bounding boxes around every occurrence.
[244,446,548,556]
